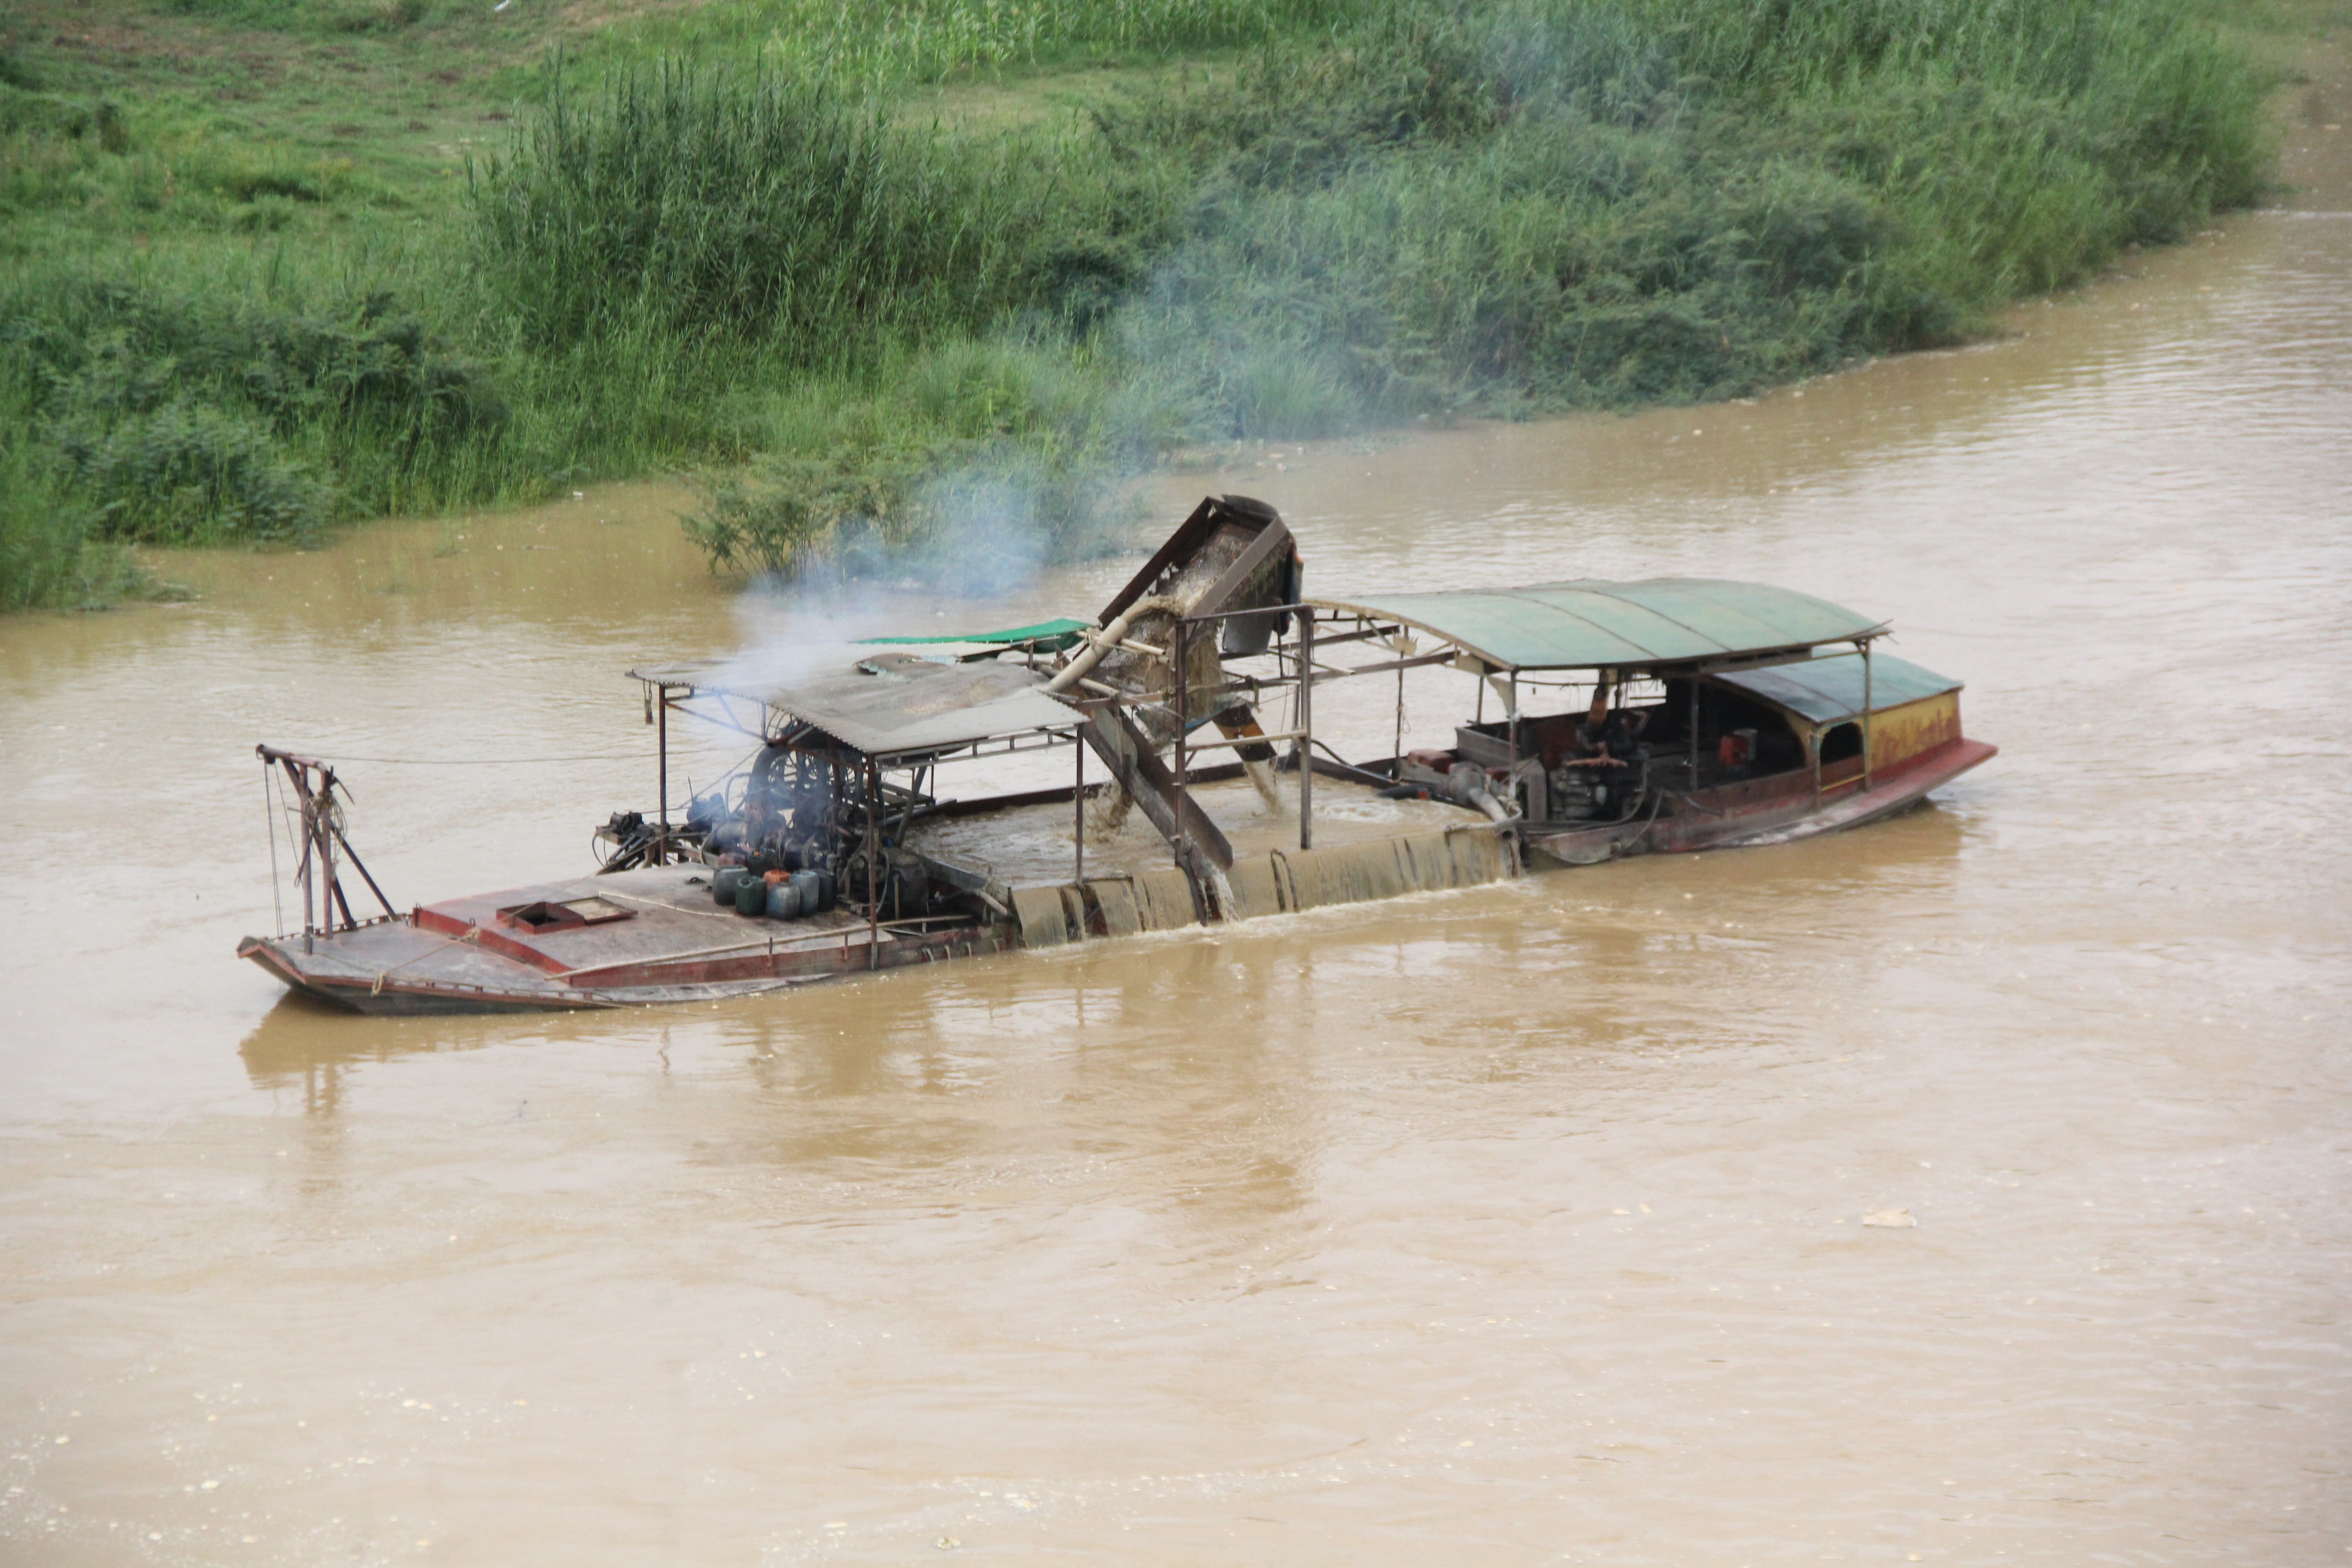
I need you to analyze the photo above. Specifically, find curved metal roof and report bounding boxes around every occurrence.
[1715,651,1960,724]
[629,653,1078,761]
[1308,579,1883,671]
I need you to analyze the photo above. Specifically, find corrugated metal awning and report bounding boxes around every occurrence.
[629,653,1078,760]
[1307,579,1882,671]
[1715,651,1961,724]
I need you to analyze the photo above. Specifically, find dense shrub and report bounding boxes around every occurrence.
[690,337,1141,581]
[50,402,329,543]
[0,419,143,610]
[1106,0,2269,432]
[13,282,505,448]
[0,275,510,547]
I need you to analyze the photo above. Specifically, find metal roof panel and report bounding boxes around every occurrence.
[629,654,1077,759]
[1307,579,1882,669]
[1715,651,1961,724]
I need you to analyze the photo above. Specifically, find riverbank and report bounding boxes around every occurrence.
[0,0,2286,609]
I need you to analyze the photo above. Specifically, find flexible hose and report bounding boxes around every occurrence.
[1043,595,1189,694]
[1463,787,1512,823]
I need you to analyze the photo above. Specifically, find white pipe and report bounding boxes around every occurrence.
[1446,762,1513,823]
[1044,595,1189,695]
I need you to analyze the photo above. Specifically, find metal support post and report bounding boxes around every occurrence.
[1073,731,1085,883]
[1861,638,1875,791]
[865,760,881,971]
[1688,678,1700,788]
[1299,609,1315,851]
[1393,660,1405,778]
[1506,674,1520,817]
[657,683,670,866]
[1173,619,1191,873]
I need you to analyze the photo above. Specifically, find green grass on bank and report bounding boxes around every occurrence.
[0,0,2282,606]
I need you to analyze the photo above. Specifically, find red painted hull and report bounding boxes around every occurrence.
[236,865,1008,1016]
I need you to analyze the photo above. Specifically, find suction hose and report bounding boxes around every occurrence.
[1043,595,1190,695]
[1447,762,1514,823]
[1464,788,1512,824]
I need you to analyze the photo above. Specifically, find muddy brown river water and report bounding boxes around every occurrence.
[6,76,2351,1568]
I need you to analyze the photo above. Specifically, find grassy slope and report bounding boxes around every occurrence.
[0,0,2294,608]
[0,0,535,607]
[0,0,1327,608]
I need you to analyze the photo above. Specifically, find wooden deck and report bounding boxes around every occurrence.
[239,776,1499,1013]
[238,865,937,1014]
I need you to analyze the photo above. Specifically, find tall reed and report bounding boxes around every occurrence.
[470,58,1170,357]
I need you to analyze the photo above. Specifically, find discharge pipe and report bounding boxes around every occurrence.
[1044,595,1189,695]
[1447,762,1514,824]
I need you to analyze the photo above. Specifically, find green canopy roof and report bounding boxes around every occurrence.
[1308,579,1883,671]
[1715,651,1960,724]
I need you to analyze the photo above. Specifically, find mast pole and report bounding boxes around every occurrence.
[319,765,338,935]
[294,764,315,953]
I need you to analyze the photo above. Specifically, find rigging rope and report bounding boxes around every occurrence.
[273,751,645,766]
[262,761,284,937]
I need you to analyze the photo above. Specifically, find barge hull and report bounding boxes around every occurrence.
[1525,738,1996,867]
[238,746,1987,1017]
[236,936,621,1015]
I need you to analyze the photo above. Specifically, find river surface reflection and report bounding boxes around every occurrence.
[3,63,2349,1568]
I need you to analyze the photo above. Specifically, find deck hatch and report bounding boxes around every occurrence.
[499,896,637,934]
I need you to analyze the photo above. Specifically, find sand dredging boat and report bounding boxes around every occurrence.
[239,497,1996,1014]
